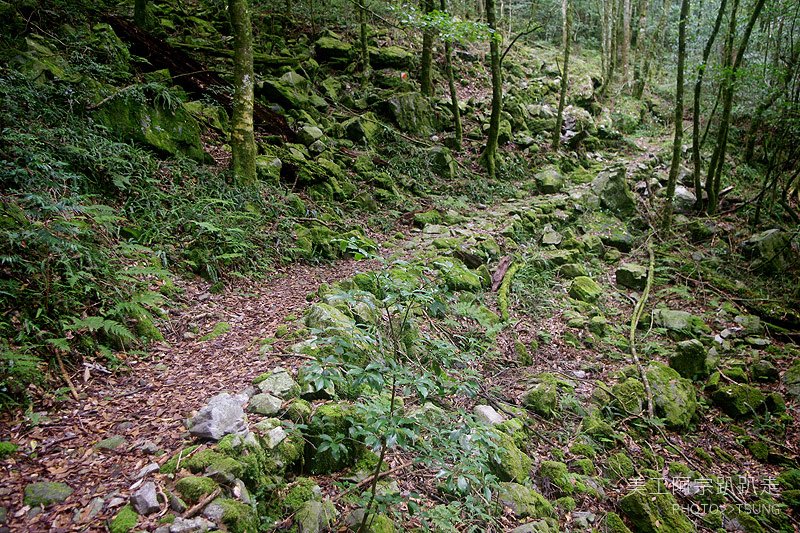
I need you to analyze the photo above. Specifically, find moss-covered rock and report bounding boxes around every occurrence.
[591,167,636,219]
[370,45,415,69]
[615,263,647,290]
[108,504,138,533]
[432,256,483,292]
[498,482,555,518]
[306,402,360,474]
[23,481,73,507]
[538,460,573,495]
[646,362,697,431]
[414,209,442,227]
[342,112,382,145]
[304,302,356,334]
[569,276,603,302]
[522,379,559,418]
[0,441,17,458]
[207,498,258,533]
[669,339,711,381]
[295,499,337,532]
[606,452,635,481]
[490,430,532,483]
[603,511,633,533]
[314,34,352,65]
[652,309,710,339]
[710,383,765,419]
[620,480,695,532]
[559,263,589,279]
[612,378,645,415]
[95,96,206,161]
[283,477,322,513]
[741,229,792,272]
[783,360,800,399]
[535,168,564,194]
[378,92,434,135]
[175,476,218,504]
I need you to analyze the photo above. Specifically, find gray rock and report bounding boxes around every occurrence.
[294,501,336,532]
[71,497,104,524]
[140,440,159,454]
[255,367,299,398]
[535,168,564,194]
[202,502,225,522]
[742,229,792,271]
[473,405,505,425]
[131,482,160,515]
[672,185,697,213]
[592,166,636,218]
[263,426,288,449]
[136,462,161,479]
[652,309,710,338]
[169,516,216,532]
[248,393,283,416]
[615,263,647,290]
[94,435,126,451]
[189,392,248,441]
[541,231,562,246]
[298,125,324,146]
[669,339,711,381]
[168,491,187,513]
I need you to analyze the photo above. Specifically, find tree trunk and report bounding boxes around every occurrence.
[600,0,614,97]
[622,0,632,86]
[663,0,690,226]
[705,0,766,214]
[441,0,462,150]
[553,0,571,150]
[230,0,256,185]
[631,0,649,98]
[359,0,370,78]
[420,0,434,96]
[691,0,727,210]
[482,0,502,179]
[134,0,148,28]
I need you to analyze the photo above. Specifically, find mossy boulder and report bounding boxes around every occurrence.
[490,431,532,483]
[295,499,338,532]
[432,256,483,292]
[742,229,792,272]
[175,476,218,504]
[669,339,711,380]
[314,34,352,65]
[414,209,442,227]
[710,383,765,418]
[615,263,647,291]
[322,289,382,325]
[206,498,257,533]
[606,452,635,481]
[498,482,555,518]
[620,480,695,532]
[603,511,633,533]
[612,378,645,415]
[535,168,564,194]
[646,362,697,431]
[522,377,559,417]
[538,460,573,495]
[95,97,206,161]
[304,302,356,334]
[429,146,456,180]
[23,481,73,507]
[559,263,589,279]
[378,92,435,135]
[283,477,322,513]
[306,402,361,474]
[783,360,800,399]
[569,276,603,302]
[342,112,382,145]
[370,45,414,69]
[652,309,710,339]
[591,166,636,218]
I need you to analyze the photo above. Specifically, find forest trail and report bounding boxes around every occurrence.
[0,259,378,530]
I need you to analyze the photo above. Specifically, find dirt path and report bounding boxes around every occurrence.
[0,259,377,531]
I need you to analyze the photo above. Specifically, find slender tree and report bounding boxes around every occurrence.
[482,0,502,178]
[553,0,571,150]
[691,0,727,210]
[230,0,256,185]
[420,0,435,96]
[622,0,632,86]
[631,0,650,98]
[441,0,463,149]
[663,0,690,225]
[359,0,370,79]
[134,0,148,28]
[704,0,767,213]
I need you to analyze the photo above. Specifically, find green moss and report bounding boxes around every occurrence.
[777,469,800,490]
[606,452,635,481]
[572,458,595,476]
[569,443,597,458]
[199,321,231,341]
[490,431,532,483]
[612,378,645,415]
[108,505,138,533]
[215,498,258,533]
[306,402,361,474]
[711,383,766,419]
[285,398,313,422]
[538,461,573,495]
[175,476,218,504]
[568,276,603,302]
[645,362,697,431]
[283,477,320,514]
[0,441,18,458]
[160,445,201,474]
[604,511,633,533]
[413,209,442,227]
[694,447,713,465]
[619,480,695,532]
[23,482,73,507]
[498,482,555,518]
[554,496,576,512]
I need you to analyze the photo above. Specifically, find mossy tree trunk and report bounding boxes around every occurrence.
[663,0,690,226]
[482,0,502,179]
[631,0,649,98]
[691,0,727,210]
[441,0,462,150]
[134,0,148,28]
[621,0,631,86]
[230,0,256,186]
[420,0,435,96]
[552,0,571,150]
[359,0,370,79]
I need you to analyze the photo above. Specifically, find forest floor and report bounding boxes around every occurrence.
[2,138,799,532]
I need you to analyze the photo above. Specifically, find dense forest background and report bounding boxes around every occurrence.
[0,0,799,530]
